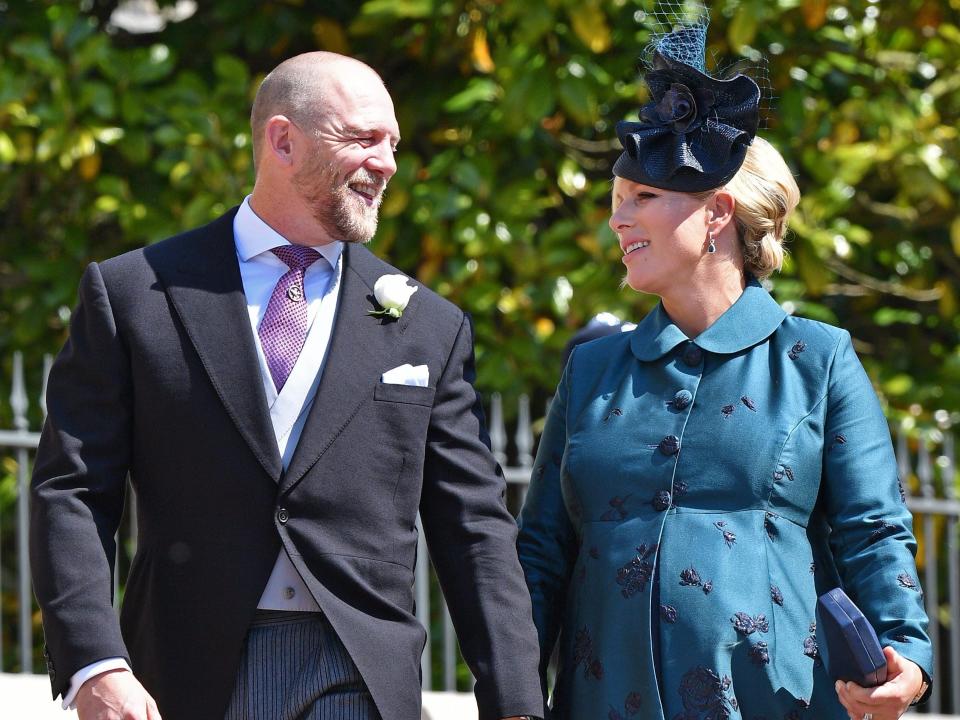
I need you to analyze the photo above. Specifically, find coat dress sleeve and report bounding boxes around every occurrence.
[418,313,544,720]
[29,262,133,698]
[820,331,934,690]
[516,355,579,712]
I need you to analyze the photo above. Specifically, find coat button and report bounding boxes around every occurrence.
[277,508,289,524]
[681,343,703,366]
[673,389,693,410]
[283,586,296,600]
[653,490,672,511]
[658,435,680,456]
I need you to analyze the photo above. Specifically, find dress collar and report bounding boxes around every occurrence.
[233,195,343,269]
[629,279,787,361]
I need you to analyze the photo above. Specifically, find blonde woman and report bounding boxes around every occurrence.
[517,23,932,720]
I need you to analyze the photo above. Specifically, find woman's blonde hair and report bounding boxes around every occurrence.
[723,136,800,279]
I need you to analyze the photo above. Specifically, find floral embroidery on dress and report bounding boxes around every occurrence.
[616,543,658,598]
[721,404,736,419]
[897,476,907,503]
[740,396,757,412]
[788,340,806,360]
[661,604,679,623]
[680,566,703,587]
[573,626,604,680]
[770,585,784,606]
[749,640,770,665]
[674,480,689,498]
[731,612,769,635]
[773,464,794,482]
[893,633,910,643]
[898,572,919,591]
[828,433,847,452]
[603,407,624,422]
[672,666,736,720]
[714,521,736,547]
[803,633,820,666]
[869,519,897,544]
[608,691,643,719]
[764,512,778,540]
[601,495,632,522]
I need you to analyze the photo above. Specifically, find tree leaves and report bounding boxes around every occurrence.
[1,0,958,438]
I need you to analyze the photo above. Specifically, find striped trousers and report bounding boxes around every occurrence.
[225,611,382,720]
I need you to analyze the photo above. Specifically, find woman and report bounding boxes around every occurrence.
[517,24,933,720]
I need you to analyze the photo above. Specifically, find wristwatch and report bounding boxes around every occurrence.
[911,673,931,706]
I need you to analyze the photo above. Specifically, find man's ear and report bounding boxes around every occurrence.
[264,115,296,166]
[708,189,737,233]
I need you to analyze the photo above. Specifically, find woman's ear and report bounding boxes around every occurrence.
[708,189,736,233]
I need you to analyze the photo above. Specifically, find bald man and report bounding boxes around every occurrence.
[31,53,543,720]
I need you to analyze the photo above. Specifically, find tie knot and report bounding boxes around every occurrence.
[271,245,321,271]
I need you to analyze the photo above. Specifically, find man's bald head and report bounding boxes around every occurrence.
[250,52,385,170]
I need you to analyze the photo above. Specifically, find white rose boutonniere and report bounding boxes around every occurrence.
[369,274,418,319]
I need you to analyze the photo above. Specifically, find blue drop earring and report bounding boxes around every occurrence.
[707,231,716,254]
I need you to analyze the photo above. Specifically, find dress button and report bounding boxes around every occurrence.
[653,490,672,511]
[658,435,680,456]
[283,586,296,600]
[277,508,289,524]
[681,343,703,366]
[673,389,693,410]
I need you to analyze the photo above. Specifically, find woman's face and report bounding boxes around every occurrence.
[609,177,713,296]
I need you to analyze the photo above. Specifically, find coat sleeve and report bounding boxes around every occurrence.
[30,261,132,698]
[516,354,578,712]
[418,312,543,720]
[820,330,933,685]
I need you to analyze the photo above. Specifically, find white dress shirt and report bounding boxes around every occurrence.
[64,197,343,707]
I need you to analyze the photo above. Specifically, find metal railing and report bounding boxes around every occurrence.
[2,352,958,713]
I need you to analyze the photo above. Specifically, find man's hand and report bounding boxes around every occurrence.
[76,669,162,720]
[834,646,924,720]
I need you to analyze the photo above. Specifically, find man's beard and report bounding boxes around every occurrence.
[294,158,385,244]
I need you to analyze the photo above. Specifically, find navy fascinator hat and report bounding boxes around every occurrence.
[613,23,762,192]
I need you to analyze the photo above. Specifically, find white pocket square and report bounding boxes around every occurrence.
[381,364,429,387]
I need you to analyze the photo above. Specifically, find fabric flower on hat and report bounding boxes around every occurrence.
[643,82,716,135]
[613,46,762,192]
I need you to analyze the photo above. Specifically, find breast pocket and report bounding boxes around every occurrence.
[373,382,436,407]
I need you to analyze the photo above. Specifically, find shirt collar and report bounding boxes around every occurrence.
[629,279,787,361]
[233,196,343,269]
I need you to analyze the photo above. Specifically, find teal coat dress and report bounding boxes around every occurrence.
[517,281,932,720]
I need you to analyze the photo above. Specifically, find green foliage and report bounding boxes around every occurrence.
[2,1,958,432]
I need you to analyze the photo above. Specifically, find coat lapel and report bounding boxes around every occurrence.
[151,208,283,483]
[280,243,418,494]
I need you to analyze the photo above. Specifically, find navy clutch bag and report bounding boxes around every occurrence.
[816,587,888,687]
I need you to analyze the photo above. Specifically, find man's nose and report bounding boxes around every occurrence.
[366,140,397,180]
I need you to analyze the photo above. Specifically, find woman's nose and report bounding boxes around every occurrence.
[609,207,632,232]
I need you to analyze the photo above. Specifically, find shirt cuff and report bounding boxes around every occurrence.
[62,658,132,710]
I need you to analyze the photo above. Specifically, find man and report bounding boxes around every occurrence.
[31,52,542,720]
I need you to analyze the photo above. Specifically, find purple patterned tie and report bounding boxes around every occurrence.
[258,245,323,391]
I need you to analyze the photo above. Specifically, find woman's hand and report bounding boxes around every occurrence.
[834,646,924,720]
